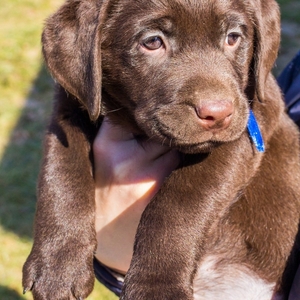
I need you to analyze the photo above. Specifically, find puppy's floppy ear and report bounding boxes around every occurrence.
[249,0,281,101]
[42,0,110,121]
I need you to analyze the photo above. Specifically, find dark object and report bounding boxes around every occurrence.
[22,1,300,299]
[278,51,300,128]
[93,259,123,297]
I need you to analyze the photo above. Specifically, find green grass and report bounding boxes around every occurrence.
[278,0,300,23]
[0,0,299,299]
[0,0,116,299]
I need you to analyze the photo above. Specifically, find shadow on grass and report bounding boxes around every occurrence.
[0,286,24,300]
[0,64,54,239]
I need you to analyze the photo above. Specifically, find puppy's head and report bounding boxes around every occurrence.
[42,0,280,153]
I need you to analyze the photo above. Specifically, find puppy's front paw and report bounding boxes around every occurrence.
[121,288,194,300]
[121,281,194,300]
[22,242,96,300]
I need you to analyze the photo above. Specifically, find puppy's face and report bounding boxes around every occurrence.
[101,0,255,153]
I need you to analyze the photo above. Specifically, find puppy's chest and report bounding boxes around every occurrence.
[192,218,277,300]
[193,254,275,300]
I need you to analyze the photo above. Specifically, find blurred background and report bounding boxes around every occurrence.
[0,0,299,299]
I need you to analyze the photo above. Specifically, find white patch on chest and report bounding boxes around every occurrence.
[193,255,275,300]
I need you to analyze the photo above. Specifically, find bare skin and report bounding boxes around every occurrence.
[94,118,180,273]
[93,118,300,299]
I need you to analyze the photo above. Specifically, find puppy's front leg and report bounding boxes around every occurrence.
[121,134,260,300]
[23,102,98,300]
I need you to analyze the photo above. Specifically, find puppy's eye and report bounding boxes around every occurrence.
[225,33,241,46]
[142,36,164,50]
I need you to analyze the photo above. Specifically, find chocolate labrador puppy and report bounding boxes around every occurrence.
[23,0,300,299]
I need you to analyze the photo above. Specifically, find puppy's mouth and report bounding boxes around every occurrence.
[152,132,223,154]
[135,132,221,154]
[175,140,223,154]
[134,110,248,154]
[132,93,250,153]
[136,123,232,154]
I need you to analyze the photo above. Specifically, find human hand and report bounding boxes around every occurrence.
[93,117,180,273]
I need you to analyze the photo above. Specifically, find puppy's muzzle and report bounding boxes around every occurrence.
[195,99,234,131]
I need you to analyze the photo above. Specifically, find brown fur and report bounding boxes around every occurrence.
[23,0,300,299]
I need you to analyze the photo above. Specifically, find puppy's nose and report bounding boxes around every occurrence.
[195,100,233,130]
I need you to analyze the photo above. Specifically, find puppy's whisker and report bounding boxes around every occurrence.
[146,136,156,144]
[105,107,124,114]
[145,135,156,143]
[162,137,167,146]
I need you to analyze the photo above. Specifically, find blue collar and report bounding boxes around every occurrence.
[247,110,265,152]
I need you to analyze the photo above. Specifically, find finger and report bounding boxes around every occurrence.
[138,138,174,160]
[96,117,178,164]
[99,117,135,142]
[146,149,180,184]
